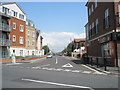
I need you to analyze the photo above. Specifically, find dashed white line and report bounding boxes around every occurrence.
[63,69,71,72]
[82,71,92,74]
[55,69,63,71]
[71,70,80,73]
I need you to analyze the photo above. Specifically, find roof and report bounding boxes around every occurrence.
[1,2,26,14]
[74,38,86,43]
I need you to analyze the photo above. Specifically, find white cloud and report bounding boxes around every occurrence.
[41,32,86,52]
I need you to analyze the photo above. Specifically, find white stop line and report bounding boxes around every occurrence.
[22,78,94,90]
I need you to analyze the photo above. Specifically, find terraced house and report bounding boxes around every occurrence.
[0,4,11,58]
[26,19,44,56]
[85,0,120,67]
[26,19,36,56]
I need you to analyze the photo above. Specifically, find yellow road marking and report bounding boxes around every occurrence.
[81,64,105,74]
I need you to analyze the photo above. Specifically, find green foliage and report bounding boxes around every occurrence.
[42,45,50,55]
[62,42,74,56]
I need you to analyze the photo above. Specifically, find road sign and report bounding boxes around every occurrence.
[62,63,73,67]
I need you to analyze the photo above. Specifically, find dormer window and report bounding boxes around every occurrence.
[2,7,9,15]
[19,14,24,20]
[12,10,17,17]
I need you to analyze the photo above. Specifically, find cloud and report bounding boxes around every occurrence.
[41,32,86,52]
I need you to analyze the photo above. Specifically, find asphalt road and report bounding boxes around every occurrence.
[2,56,119,89]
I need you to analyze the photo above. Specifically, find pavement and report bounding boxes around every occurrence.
[68,56,120,76]
[2,56,119,89]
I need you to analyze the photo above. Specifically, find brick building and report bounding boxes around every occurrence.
[26,19,44,56]
[26,19,36,56]
[85,0,120,66]
[72,38,86,58]
[1,2,26,57]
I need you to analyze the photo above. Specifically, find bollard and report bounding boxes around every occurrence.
[84,56,85,64]
[91,57,93,66]
[96,57,98,68]
[88,56,90,64]
[104,57,107,71]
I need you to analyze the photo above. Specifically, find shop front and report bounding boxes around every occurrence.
[99,34,115,66]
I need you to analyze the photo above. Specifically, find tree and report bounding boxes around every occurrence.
[42,45,50,55]
[62,42,74,56]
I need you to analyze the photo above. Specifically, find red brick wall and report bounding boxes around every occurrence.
[10,17,26,47]
[117,41,120,60]
[87,39,102,57]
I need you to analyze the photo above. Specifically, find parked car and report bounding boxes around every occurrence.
[46,54,53,58]
[59,54,63,56]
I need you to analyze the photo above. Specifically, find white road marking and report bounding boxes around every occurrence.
[63,69,71,72]
[93,72,106,75]
[46,68,55,70]
[35,66,41,69]
[82,71,92,74]
[62,63,73,68]
[22,78,94,89]
[55,68,63,71]
[71,70,80,73]
[55,57,58,64]
[42,67,49,70]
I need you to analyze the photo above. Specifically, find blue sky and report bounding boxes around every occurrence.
[18,2,88,52]
[18,2,88,33]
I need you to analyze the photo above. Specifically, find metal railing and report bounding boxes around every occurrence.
[83,56,115,71]
[0,12,11,18]
[0,38,11,46]
[0,23,11,32]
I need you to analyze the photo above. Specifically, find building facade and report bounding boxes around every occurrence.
[36,29,44,56]
[26,19,44,56]
[0,4,11,58]
[1,2,44,58]
[26,19,36,56]
[1,2,26,57]
[72,39,86,58]
[85,0,120,66]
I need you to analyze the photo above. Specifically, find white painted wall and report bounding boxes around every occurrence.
[10,47,26,57]
[0,47,2,58]
[37,33,41,50]
[2,3,26,21]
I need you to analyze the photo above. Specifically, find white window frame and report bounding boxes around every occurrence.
[118,3,120,24]
[20,50,23,56]
[27,40,30,46]
[19,37,24,44]
[92,22,94,36]
[13,23,16,29]
[95,18,99,34]
[32,40,35,46]
[20,25,24,32]
[27,30,30,36]
[91,5,94,12]
[12,35,16,42]
[32,31,35,38]
[89,8,91,16]
[89,24,92,37]
[95,0,97,8]
[104,9,109,28]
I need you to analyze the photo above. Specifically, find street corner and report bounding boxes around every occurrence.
[81,64,107,75]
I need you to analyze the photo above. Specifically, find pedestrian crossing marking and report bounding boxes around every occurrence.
[7,65,106,75]
[62,63,73,67]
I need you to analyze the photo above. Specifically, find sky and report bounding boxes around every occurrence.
[18,2,88,52]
